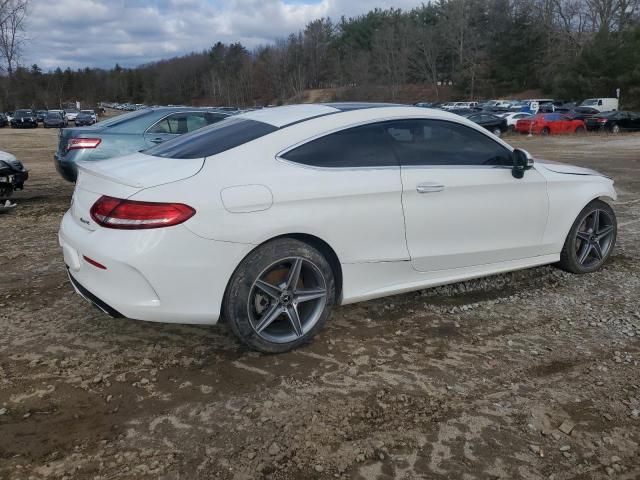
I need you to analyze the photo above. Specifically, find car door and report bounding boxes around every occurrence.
[277,123,408,264]
[629,112,640,131]
[387,118,549,272]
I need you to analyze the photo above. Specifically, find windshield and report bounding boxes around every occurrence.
[581,99,599,106]
[46,113,61,119]
[143,117,277,159]
[15,110,33,117]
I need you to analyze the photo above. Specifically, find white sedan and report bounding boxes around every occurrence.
[59,104,618,352]
[499,112,534,131]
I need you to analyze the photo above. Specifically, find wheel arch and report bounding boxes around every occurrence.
[222,233,344,311]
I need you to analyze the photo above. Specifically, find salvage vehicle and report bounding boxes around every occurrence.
[10,109,38,128]
[515,113,586,135]
[463,112,508,136]
[65,109,80,122]
[54,107,230,182]
[59,103,617,352]
[36,110,48,123]
[81,109,98,122]
[0,150,28,211]
[584,111,640,133]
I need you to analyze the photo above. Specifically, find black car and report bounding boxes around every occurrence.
[0,114,7,128]
[464,113,508,136]
[585,111,640,133]
[36,110,48,122]
[73,112,95,126]
[11,109,38,128]
[566,107,600,121]
[43,112,68,128]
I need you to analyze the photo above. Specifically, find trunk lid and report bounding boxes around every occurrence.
[71,152,204,231]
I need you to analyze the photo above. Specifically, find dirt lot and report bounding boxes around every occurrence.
[0,126,639,480]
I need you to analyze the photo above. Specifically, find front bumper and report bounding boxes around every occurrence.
[59,210,253,324]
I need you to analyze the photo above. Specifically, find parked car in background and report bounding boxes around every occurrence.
[58,103,618,352]
[44,112,68,128]
[74,112,96,126]
[65,109,80,122]
[10,109,38,128]
[36,110,48,123]
[499,112,534,131]
[463,112,508,136]
[414,102,435,108]
[515,113,586,135]
[580,98,618,112]
[0,113,7,128]
[54,107,231,182]
[81,109,98,122]
[585,111,640,133]
[566,106,600,121]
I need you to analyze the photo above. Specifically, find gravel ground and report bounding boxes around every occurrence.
[0,127,639,480]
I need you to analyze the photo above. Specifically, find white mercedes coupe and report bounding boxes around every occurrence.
[59,103,617,352]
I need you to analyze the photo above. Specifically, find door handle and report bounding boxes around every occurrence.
[150,137,164,144]
[416,183,445,193]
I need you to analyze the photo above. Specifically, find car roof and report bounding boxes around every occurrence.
[237,102,417,128]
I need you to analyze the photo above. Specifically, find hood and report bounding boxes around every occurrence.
[535,159,606,177]
[76,152,205,189]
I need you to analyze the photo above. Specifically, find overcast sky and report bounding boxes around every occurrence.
[24,0,422,71]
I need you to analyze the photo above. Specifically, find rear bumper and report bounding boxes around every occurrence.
[67,271,124,318]
[54,153,78,182]
[59,210,253,325]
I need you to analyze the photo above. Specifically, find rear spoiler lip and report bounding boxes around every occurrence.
[76,161,144,188]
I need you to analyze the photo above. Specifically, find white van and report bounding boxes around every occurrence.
[580,98,618,112]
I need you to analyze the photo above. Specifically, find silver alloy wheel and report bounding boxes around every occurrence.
[612,124,620,134]
[247,257,328,344]
[574,208,615,268]
[492,128,501,136]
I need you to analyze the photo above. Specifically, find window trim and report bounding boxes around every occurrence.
[276,117,514,170]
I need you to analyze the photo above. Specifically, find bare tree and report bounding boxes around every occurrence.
[0,0,28,76]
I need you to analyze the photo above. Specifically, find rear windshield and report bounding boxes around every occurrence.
[143,117,277,159]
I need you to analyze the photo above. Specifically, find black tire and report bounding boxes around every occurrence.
[557,200,617,274]
[223,238,336,353]
[492,127,501,137]
[541,127,550,135]
[575,125,585,134]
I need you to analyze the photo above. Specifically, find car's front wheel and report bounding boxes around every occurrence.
[492,127,502,136]
[223,238,336,353]
[558,200,617,274]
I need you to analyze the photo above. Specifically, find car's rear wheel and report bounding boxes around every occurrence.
[541,127,550,135]
[223,238,335,353]
[611,124,620,134]
[492,127,502,136]
[557,200,616,274]
[575,126,585,134]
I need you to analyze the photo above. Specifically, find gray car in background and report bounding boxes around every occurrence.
[54,107,230,182]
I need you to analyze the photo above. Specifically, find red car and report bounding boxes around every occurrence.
[515,113,586,135]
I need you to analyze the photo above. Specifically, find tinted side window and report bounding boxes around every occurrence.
[143,117,277,159]
[281,124,396,168]
[383,119,512,167]
[148,112,209,135]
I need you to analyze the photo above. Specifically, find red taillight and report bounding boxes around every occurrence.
[90,195,196,229]
[67,138,102,150]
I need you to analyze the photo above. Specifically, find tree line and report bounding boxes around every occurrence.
[1,0,640,111]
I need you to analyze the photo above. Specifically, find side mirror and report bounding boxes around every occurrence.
[512,148,534,179]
